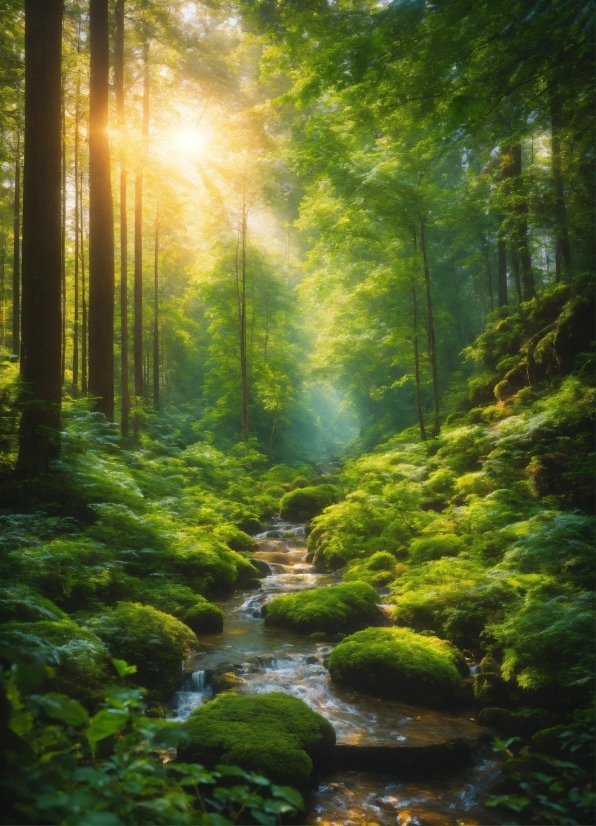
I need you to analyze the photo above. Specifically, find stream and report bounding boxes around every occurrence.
[172,520,504,825]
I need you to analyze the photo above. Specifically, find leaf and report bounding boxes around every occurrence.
[270,784,304,809]
[31,693,89,726]
[111,658,137,677]
[86,708,129,749]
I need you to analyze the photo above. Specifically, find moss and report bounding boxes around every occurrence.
[264,581,382,634]
[409,533,468,564]
[279,485,338,521]
[343,551,399,586]
[87,602,196,702]
[178,692,336,790]
[211,671,247,695]
[132,582,224,634]
[181,599,224,634]
[328,627,464,707]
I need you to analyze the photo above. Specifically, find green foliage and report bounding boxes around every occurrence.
[86,603,197,703]
[0,656,304,825]
[264,581,382,635]
[343,551,402,587]
[279,484,338,520]
[178,692,336,791]
[328,627,465,708]
[409,533,468,564]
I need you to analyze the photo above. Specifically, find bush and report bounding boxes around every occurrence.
[264,581,382,634]
[178,692,336,790]
[279,485,338,521]
[86,603,197,702]
[409,533,468,564]
[328,627,465,707]
[343,551,400,586]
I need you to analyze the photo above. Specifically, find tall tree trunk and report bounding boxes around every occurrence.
[81,167,87,394]
[512,144,534,300]
[88,0,115,419]
[412,285,426,442]
[419,216,440,438]
[114,0,128,434]
[61,87,67,384]
[133,37,149,440]
[153,206,159,409]
[511,246,522,303]
[73,57,80,389]
[235,197,249,443]
[18,0,64,474]
[551,97,572,282]
[12,130,20,357]
[497,237,508,307]
[1,233,5,347]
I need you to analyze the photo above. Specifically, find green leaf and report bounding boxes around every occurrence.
[31,693,89,726]
[111,658,138,677]
[271,784,304,809]
[86,708,129,749]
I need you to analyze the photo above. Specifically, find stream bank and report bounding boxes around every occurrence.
[173,520,504,825]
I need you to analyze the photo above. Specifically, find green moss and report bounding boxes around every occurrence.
[343,551,399,586]
[211,671,247,694]
[279,485,338,521]
[86,602,196,702]
[264,581,382,634]
[409,533,468,565]
[328,627,464,707]
[132,582,224,634]
[178,692,336,789]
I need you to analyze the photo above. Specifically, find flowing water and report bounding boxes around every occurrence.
[173,519,503,825]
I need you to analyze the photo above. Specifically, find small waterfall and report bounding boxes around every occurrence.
[190,670,206,691]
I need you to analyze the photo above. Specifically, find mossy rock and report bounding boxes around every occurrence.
[87,602,196,702]
[409,534,467,565]
[264,581,383,635]
[211,671,248,695]
[178,692,336,790]
[279,485,338,521]
[288,476,310,490]
[182,598,224,634]
[478,707,558,737]
[328,627,465,707]
[343,551,400,587]
[236,516,263,536]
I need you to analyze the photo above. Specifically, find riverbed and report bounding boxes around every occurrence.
[172,520,503,825]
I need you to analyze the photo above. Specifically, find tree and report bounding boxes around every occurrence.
[88,0,115,420]
[18,0,64,473]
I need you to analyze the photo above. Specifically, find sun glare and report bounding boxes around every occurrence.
[173,128,208,157]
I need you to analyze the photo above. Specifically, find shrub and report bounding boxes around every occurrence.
[328,627,465,707]
[409,533,468,564]
[178,692,336,790]
[264,581,382,634]
[343,551,399,586]
[279,485,338,521]
[86,603,196,702]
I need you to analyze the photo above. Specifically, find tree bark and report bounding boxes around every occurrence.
[18,0,64,474]
[81,167,87,394]
[61,85,67,384]
[114,0,128,434]
[133,37,149,439]
[73,46,80,390]
[512,144,534,300]
[12,131,20,357]
[419,216,439,438]
[1,233,6,347]
[551,97,572,282]
[88,0,115,420]
[235,197,249,443]
[511,245,522,303]
[497,237,507,307]
[153,206,159,409]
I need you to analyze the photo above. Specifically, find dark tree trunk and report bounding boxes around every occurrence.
[18,0,64,474]
[12,131,20,357]
[153,207,159,410]
[81,167,87,394]
[236,197,249,443]
[419,216,440,438]
[412,285,426,442]
[61,88,67,384]
[114,0,128,434]
[551,97,572,282]
[73,53,80,389]
[133,37,149,440]
[511,246,522,303]
[512,145,534,300]
[88,0,115,419]
[1,234,5,346]
[497,237,508,307]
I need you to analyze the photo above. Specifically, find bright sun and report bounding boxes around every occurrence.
[173,128,207,157]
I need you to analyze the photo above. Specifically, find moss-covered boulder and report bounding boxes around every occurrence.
[87,602,196,701]
[343,551,401,587]
[181,598,224,634]
[328,627,465,707]
[264,581,383,635]
[279,485,338,521]
[210,671,247,695]
[178,692,336,790]
[134,582,224,634]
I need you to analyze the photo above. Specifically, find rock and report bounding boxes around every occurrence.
[279,485,338,521]
[473,671,510,709]
[211,671,248,695]
[248,558,272,577]
[236,517,263,536]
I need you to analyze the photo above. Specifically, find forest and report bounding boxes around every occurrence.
[0,0,593,824]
